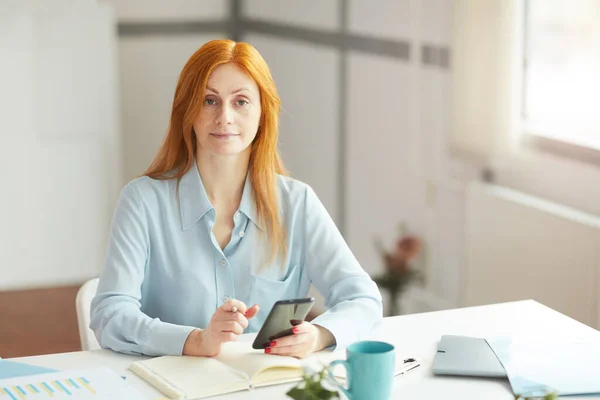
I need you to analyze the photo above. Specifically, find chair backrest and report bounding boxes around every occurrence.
[75,277,101,351]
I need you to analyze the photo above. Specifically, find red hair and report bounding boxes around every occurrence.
[145,39,287,265]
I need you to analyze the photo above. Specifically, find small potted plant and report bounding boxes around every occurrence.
[372,222,425,316]
[286,366,340,400]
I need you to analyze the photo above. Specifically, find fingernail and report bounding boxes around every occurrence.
[292,326,299,333]
[270,341,277,347]
[264,348,271,354]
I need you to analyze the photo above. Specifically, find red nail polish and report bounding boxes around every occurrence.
[264,348,271,354]
[270,341,277,347]
[292,326,299,333]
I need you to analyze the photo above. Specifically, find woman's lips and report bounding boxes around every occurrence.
[210,133,239,139]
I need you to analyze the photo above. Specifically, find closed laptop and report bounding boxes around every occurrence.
[432,335,507,378]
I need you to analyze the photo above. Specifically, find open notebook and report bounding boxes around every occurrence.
[130,342,420,399]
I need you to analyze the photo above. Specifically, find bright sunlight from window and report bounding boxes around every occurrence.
[524,0,600,150]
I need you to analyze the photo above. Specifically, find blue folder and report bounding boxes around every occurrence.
[0,359,58,379]
[486,337,600,397]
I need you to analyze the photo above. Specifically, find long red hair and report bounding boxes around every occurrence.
[145,39,287,265]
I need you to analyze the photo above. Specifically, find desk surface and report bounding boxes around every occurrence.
[9,300,600,399]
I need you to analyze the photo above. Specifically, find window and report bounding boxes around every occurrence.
[523,0,600,151]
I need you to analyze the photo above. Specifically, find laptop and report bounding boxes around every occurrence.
[432,335,507,377]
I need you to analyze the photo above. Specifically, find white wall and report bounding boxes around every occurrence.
[0,0,121,290]
[346,52,423,274]
[105,0,228,23]
[496,150,600,218]
[417,0,474,308]
[242,0,339,30]
[464,182,600,328]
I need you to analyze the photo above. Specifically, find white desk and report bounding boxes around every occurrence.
[10,300,600,399]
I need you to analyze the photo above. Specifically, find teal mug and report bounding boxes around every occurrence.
[328,341,395,400]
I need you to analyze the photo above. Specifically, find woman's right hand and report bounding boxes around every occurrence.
[183,299,260,357]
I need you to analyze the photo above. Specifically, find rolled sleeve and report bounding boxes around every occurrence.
[142,321,197,356]
[90,182,196,356]
[302,186,383,349]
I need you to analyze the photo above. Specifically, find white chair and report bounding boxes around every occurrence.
[76,277,101,351]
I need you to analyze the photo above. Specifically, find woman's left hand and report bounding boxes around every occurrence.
[265,322,335,358]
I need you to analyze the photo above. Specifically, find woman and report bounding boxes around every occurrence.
[90,39,382,359]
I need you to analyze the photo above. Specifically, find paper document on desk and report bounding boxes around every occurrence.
[0,359,57,379]
[486,337,600,397]
[0,366,145,399]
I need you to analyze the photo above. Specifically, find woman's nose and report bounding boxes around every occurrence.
[216,104,234,126]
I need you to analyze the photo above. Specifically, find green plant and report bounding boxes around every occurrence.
[286,366,340,400]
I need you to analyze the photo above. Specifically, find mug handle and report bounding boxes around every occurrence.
[328,360,351,399]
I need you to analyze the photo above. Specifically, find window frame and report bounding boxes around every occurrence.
[520,0,600,166]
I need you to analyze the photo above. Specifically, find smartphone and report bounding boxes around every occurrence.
[252,297,315,350]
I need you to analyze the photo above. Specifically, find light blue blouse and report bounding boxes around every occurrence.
[90,163,382,356]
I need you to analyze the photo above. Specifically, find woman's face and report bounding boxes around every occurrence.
[193,63,262,158]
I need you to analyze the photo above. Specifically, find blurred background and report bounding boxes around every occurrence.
[2,0,600,357]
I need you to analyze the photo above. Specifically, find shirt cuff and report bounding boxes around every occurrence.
[311,315,350,351]
[143,320,197,356]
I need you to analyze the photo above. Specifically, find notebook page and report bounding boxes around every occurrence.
[216,341,303,382]
[217,344,362,386]
[251,366,305,387]
[129,355,249,400]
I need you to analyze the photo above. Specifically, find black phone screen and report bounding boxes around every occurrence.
[251,298,315,349]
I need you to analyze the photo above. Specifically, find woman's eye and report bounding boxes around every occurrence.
[236,99,249,107]
[204,98,217,105]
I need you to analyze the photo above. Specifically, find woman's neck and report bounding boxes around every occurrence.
[196,150,250,209]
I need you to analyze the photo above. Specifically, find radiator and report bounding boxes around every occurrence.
[464,182,600,329]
